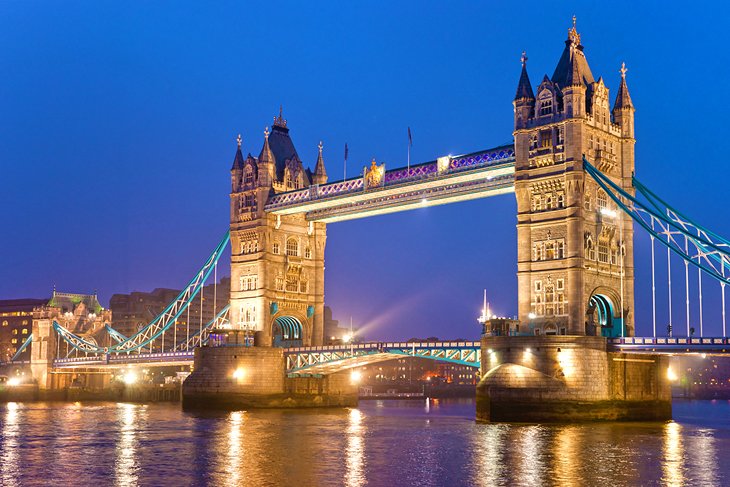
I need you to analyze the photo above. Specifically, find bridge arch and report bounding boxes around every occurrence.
[271,315,305,347]
[586,287,623,338]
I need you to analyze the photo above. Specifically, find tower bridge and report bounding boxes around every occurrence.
[7,19,730,420]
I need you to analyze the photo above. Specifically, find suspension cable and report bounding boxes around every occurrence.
[667,245,673,337]
[651,220,657,338]
[684,235,690,337]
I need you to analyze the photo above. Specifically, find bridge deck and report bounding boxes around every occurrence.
[265,145,515,222]
[42,337,730,371]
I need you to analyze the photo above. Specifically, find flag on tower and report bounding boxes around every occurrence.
[344,143,349,181]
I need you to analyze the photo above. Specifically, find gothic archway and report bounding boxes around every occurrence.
[272,316,303,348]
[587,293,622,338]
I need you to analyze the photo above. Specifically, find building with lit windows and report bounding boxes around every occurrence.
[0,298,46,362]
[109,278,230,340]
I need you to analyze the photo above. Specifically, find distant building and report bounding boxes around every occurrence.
[0,290,106,362]
[0,298,46,362]
[437,363,479,385]
[109,278,230,340]
[359,357,439,383]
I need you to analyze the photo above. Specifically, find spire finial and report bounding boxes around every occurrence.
[318,140,323,153]
[273,105,287,128]
[521,51,527,67]
[620,62,627,79]
[236,133,242,148]
[568,14,581,46]
[264,126,269,139]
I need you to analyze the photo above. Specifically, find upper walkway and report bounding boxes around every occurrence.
[264,145,515,222]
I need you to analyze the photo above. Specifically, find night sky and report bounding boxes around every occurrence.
[2,1,730,340]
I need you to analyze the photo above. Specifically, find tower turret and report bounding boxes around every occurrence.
[313,141,327,185]
[231,134,245,192]
[257,127,276,187]
[613,62,635,139]
[514,51,535,130]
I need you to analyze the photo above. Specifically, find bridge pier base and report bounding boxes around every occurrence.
[476,336,671,422]
[182,346,358,409]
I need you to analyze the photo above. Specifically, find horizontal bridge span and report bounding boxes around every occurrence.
[285,341,482,375]
[609,337,730,355]
[265,145,515,222]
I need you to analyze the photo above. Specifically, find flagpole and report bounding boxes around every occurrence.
[407,127,411,171]
[344,143,348,182]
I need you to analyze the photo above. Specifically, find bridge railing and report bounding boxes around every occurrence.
[266,146,515,211]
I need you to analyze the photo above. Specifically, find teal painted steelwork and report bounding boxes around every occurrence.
[11,334,33,362]
[584,158,730,286]
[54,230,230,355]
[105,324,127,343]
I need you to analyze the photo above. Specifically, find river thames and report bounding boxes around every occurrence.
[0,398,727,486]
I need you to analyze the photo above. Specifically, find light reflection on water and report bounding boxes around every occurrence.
[0,399,729,486]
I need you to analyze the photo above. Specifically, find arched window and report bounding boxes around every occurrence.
[540,98,553,116]
[598,240,609,263]
[286,238,298,257]
[596,190,608,210]
[285,170,293,190]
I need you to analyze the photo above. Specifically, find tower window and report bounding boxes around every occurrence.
[540,130,552,148]
[304,246,312,259]
[540,98,553,116]
[244,167,254,186]
[286,238,299,257]
[597,190,608,211]
[273,242,280,255]
[598,240,609,263]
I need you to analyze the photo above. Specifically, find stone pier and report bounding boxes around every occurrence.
[182,346,358,409]
[476,336,671,422]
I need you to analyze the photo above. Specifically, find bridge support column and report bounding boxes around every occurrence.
[476,336,671,422]
[182,346,357,409]
[30,314,58,390]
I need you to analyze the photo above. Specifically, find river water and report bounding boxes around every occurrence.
[0,398,728,486]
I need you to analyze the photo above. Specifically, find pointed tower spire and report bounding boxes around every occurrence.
[313,140,328,185]
[613,62,634,110]
[552,15,594,88]
[514,51,535,101]
[259,127,275,163]
[231,133,244,170]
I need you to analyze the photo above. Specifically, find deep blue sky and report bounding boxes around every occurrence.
[2,1,729,340]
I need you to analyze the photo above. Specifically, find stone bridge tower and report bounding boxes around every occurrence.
[513,20,636,336]
[229,109,327,347]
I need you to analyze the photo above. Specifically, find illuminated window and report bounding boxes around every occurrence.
[21,320,27,325]
[598,240,609,263]
[21,329,28,335]
[2,321,7,327]
[597,190,608,210]
[12,329,17,335]
[273,242,280,255]
[286,276,299,292]
[11,338,17,344]
[540,130,552,148]
[286,238,298,257]
[304,246,312,259]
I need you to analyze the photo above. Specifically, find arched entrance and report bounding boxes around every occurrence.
[587,294,623,338]
[272,316,303,348]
